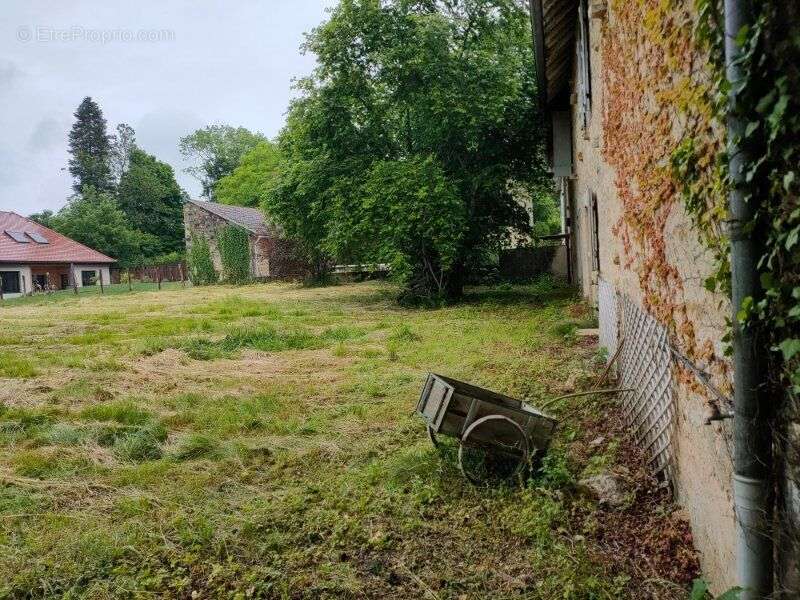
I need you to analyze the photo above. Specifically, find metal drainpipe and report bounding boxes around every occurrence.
[725,0,774,597]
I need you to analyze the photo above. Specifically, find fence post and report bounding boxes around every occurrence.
[157,267,162,291]
[0,274,4,301]
[179,262,186,288]
[71,264,78,295]
[100,272,105,295]
[128,269,132,291]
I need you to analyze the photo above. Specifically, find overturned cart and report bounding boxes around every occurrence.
[416,373,557,484]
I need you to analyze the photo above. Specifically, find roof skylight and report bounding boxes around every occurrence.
[26,231,49,244]
[4,230,30,243]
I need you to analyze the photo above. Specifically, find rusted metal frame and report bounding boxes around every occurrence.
[669,345,733,414]
[458,415,530,485]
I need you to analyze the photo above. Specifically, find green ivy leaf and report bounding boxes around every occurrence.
[784,171,796,192]
[778,339,800,361]
[786,227,800,251]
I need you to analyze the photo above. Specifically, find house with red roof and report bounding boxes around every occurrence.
[0,211,115,298]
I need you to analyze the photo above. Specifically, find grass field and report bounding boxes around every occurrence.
[0,280,696,599]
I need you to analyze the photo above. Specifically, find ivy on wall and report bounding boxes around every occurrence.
[599,2,798,585]
[187,235,218,286]
[217,225,252,284]
[602,0,730,404]
[603,0,800,402]
[729,4,800,394]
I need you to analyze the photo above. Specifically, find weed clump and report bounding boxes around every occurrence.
[174,433,221,461]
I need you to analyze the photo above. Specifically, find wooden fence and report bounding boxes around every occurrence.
[111,262,187,287]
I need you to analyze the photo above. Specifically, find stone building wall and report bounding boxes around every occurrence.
[565,7,737,592]
[184,202,228,275]
[183,202,307,280]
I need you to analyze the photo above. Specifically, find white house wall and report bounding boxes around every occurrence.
[0,265,33,298]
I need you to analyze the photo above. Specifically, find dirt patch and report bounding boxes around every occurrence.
[569,403,701,598]
[125,348,353,399]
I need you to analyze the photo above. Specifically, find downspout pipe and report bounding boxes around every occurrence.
[725,0,774,597]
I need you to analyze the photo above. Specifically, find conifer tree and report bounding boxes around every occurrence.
[67,97,113,193]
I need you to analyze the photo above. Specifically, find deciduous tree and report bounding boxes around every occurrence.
[117,148,186,254]
[179,125,266,200]
[268,0,552,300]
[49,187,158,267]
[109,123,137,185]
[215,141,282,208]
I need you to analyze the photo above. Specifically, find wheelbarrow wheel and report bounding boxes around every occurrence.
[458,415,530,485]
[427,424,440,448]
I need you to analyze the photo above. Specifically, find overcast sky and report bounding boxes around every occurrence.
[0,1,337,216]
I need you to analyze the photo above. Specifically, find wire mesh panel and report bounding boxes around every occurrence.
[618,295,677,485]
[598,278,618,357]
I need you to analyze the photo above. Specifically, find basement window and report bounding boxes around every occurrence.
[0,271,21,294]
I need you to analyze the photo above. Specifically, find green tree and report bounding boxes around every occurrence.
[215,141,282,208]
[28,210,55,228]
[109,123,136,185]
[117,148,186,255]
[269,0,551,299]
[49,188,158,267]
[179,125,266,200]
[359,156,465,303]
[68,97,114,193]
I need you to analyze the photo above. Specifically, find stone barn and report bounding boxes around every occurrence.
[183,200,305,280]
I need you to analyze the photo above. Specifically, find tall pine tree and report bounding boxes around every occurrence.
[68,97,113,193]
